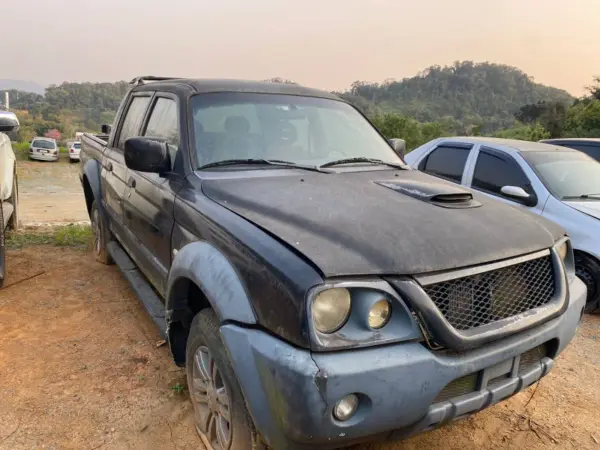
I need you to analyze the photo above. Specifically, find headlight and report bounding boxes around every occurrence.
[311,288,351,334]
[368,299,392,329]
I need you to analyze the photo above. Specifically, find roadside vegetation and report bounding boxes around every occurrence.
[1,61,599,152]
[6,224,93,249]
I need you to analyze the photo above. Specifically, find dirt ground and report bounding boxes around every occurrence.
[17,158,89,226]
[1,247,600,450]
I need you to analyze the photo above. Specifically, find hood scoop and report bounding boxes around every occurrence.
[375,180,481,209]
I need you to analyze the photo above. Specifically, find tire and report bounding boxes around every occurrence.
[0,201,5,289]
[575,252,600,314]
[90,200,113,265]
[186,309,266,450]
[6,171,19,230]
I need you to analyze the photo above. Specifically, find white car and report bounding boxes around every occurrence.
[68,141,81,162]
[0,111,20,288]
[29,137,59,161]
[405,137,600,313]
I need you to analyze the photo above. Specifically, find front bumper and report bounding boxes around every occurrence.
[221,276,586,450]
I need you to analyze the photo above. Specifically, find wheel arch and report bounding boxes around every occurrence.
[82,159,103,218]
[165,241,258,366]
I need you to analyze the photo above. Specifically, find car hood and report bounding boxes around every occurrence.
[201,169,563,277]
[564,200,600,220]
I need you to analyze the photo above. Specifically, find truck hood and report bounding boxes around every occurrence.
[201,169,563,277]
[564,200,600,220]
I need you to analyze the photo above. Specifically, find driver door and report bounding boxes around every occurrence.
[467,147,543,215]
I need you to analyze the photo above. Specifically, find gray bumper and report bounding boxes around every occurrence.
[220,277,586,450]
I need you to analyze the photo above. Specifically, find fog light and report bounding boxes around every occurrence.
[333,394,359,421]
[368,299,391,329]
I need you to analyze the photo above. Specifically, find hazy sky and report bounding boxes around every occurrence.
[4,0,600,95]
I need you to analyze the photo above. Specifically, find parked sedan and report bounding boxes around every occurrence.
[68,141,81,162]
[405,137,600,313]
[540,138,600,162]
[29,137,59,161]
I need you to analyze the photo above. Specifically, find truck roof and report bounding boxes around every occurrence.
[131,77,341,101]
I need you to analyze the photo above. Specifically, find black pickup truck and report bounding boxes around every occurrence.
[80,77,586,450]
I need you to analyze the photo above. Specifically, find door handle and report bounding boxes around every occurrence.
[106,162,113,172]
[128,177,137,189]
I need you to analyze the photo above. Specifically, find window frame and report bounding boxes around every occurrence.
[114,92,154,152]
[469,146,537,206]
[419,142,473,184]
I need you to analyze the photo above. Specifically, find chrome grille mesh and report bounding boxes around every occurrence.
[423,256,555,331]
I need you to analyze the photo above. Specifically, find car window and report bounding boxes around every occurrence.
[144,97,180,168]
[472,149,532,198]
[557,144,600,162]
[73,142,81,149]
[421,145,471,183]
[31,139,56,149]
[117,96,151,150]
[191,93,402,167]
[144,98,180,146]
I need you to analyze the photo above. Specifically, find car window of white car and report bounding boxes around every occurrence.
[419,144,472,183]
[471,147,537,207]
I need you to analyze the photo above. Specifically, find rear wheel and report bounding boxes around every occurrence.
[186,309,266,450]
[575,252,600,313]
[90,200,113,265]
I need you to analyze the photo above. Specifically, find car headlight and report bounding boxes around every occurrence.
[311,288,351,334]
[368,299,392,329]
[308,282,423,350]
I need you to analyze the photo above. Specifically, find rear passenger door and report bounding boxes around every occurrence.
[419,143,473,185]
[102,93,151,241]
[468,147,541,213]
[122,94,182,295]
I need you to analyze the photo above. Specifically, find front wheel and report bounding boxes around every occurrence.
[186,309,266,450]
[90,200,113,265]
[575,252,600,313]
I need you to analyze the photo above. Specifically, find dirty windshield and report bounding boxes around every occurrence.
[191,93,403,168]
[522,151,600,200]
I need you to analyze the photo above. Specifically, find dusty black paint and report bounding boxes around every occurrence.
[202,169,564,277]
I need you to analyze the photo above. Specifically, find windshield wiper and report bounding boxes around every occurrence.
[319,157,407,170]
[562,193,600,200]
[198,158,325,173]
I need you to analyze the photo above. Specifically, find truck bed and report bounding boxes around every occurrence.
[81,132,108,163]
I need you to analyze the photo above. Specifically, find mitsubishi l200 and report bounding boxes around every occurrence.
[79,77,586,450]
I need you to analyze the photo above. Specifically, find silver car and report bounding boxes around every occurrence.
[405,137,600,313]
[29,137,59,162]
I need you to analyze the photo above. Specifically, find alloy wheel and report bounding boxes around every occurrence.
[191,346,232,450]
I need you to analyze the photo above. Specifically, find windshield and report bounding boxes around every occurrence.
[522,151,600,199]
[191,93,402,168]
[32,139,56,149]
[73,142,81,149]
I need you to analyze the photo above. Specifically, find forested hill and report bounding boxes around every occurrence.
[338,61,574,132]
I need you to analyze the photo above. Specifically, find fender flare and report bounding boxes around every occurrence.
[165,241,257,325]
[82,159,105,219]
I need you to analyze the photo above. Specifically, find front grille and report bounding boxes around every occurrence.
[423,256,555,331]
[433,373,477,403]
[518,343,548,375]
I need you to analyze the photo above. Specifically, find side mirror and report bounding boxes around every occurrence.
[389,138,406,159]
[0,111,20,132]
[101,124,112,134]
[124,137,170,174]
[501,185,536,206]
